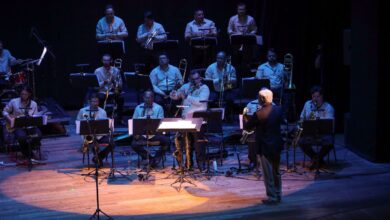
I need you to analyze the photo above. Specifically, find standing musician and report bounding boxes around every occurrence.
[2,86,42,160]
[131,91,169,168]
[299,85,334,169]
[170,71,210,171]
[256,48,286,104]
[96,4,128,41]
[244,88,283,205]
[205,51,237,121]
[136,11,167,73]
[149,53,183,116]
[184,8,217,68]
[77,93,113,167]
[94,54,124,122]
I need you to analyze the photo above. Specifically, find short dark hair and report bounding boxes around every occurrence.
[144,11,154,20]
[144,90,154,97]
[194,8,204,14]
[105,4,114,10]
[310,85,323,95]
[267,48,276,54]
[20,85,33,96]
[159,52,169,59]
[89,93,99,101]
[102,53,112,59]
[237,2,246,8]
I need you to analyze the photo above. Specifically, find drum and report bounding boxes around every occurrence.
[10,71,27,85]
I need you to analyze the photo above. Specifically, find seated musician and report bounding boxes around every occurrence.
[96,4,128,41]
[299,85,335,169]
[184,8,217,68]
[205,51,238,121]
[149,53,183,116]
[131,90,169,168]
[77,93,113,167]
[2,86,42,160]
[0,40,22,87]
[136,11,167,73]
[94,53,124,122]
[227,2,258,67]
[170,71,210,171]
[256,48,287,104]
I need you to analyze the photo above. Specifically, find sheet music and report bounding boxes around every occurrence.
[128,119,133,135]
[158,120,196,129]
[239,114,243,130]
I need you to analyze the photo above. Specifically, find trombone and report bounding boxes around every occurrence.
[178,58,188,82]
[218,55,233,107]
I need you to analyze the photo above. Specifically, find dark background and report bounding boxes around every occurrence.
[2,1,386,161]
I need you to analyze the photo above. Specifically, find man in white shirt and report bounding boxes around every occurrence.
[96,4,128,41]
[131,91,169,168]
[136,11,167,73]
[299,86,335,169]
[185,9,217,68]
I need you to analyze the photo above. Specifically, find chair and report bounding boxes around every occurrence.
[132,138,167,169]
[193,109,224,169]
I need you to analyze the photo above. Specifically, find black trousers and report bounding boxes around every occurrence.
[132,134,169,161]
[93,135,114,161]
[14,127,42,158]
[299,135,334,161]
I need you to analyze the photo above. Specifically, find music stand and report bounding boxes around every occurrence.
[132,118,162,181]
[124,72,153,103]
[14,116,43,171]
[301,119,334,175]
[240,78,270,104]
[79,118,112,220]
[97,40,125,59]
[229,34,257,46]
[190,37,217,68]
[157,118,202,191]
[69,73,99,88]
[193,110,224,179]
[153,40,179,51]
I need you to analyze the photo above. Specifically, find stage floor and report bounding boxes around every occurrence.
[1,124,390,220]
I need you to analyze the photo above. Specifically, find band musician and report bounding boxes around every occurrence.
[2,86,42,160]
[94,54,124,122]
[131,90,169,168]
[77,93,114,167]
[149,53,183,116]
[170,71,210,171]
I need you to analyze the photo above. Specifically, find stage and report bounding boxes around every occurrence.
[0,123,390,220]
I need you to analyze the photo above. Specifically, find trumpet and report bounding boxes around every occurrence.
[284,53,295,89]
[145,30,158,49]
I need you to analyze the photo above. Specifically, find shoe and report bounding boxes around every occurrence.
[262,199,280,205]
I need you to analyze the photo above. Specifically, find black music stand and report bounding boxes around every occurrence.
[301,119,334,175]
[153,40,179,52]
[190,37,217,68]
[124,72,153,103]
[97,40,125,59]
[79,118,112,220]
[132,118,162,181]
[240,78,270,104]
[14,116,43,171]
[157,118,203,191]
[69,73,99,88]
[193,110,224,179]
[230,34,257,46]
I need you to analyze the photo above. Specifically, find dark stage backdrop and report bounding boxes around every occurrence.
[1,0,350,130]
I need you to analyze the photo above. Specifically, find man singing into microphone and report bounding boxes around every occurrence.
[77,93,113,167]
[131,90,169,168]
[299,85,334,169]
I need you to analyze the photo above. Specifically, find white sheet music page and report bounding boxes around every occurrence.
[158,120,196,129]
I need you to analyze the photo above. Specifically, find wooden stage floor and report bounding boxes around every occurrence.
[1,125,390,220]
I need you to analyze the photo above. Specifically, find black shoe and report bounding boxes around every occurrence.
[262,199,280,205]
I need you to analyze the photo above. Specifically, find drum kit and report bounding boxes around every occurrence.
[0,58,36,100]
